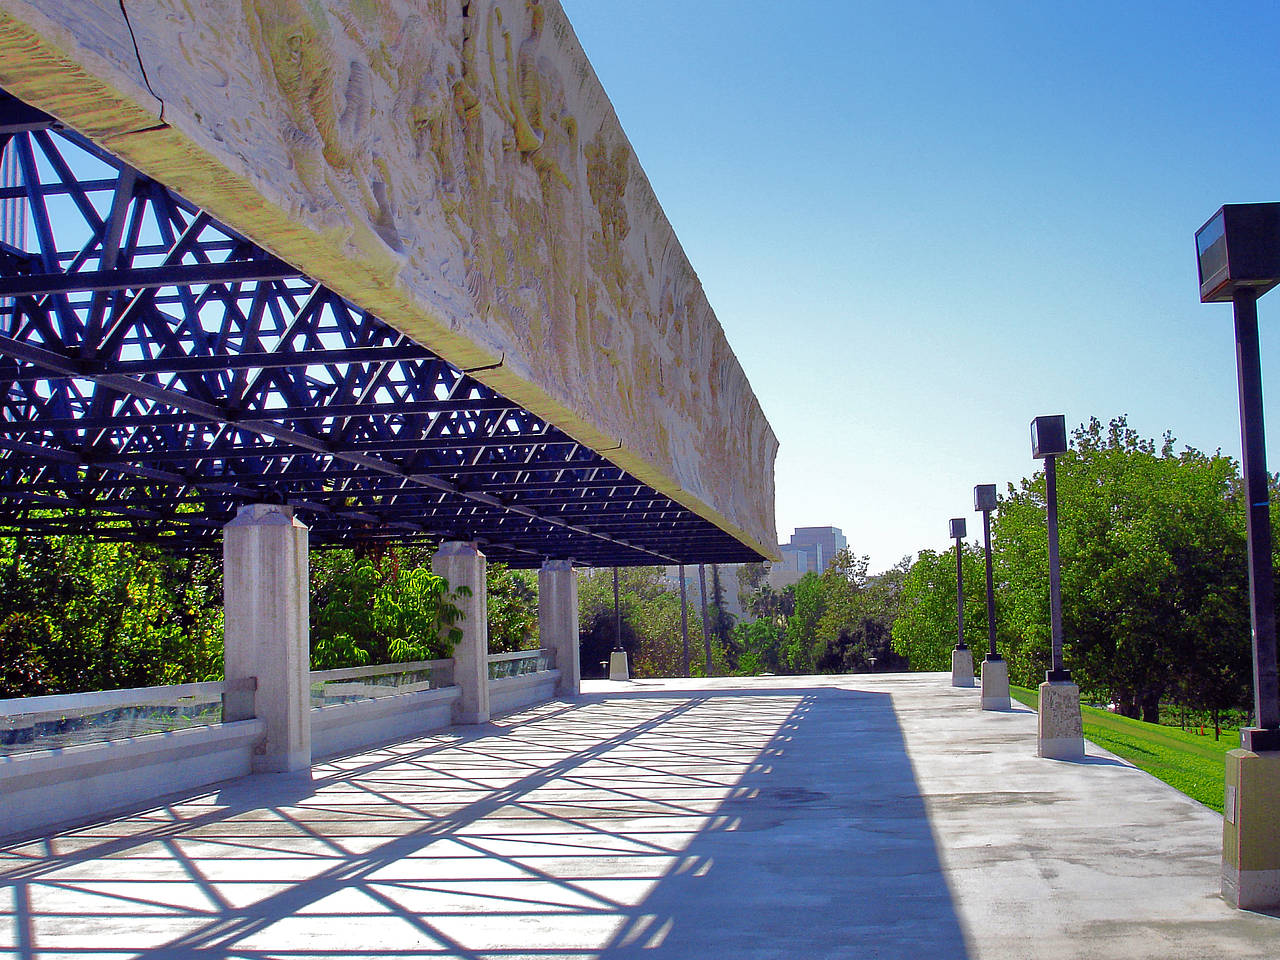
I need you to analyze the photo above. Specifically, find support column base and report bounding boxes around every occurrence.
[1222,749,1280,910]
[609,651,630,681]
[980,657,1010,710]
[951,648,974,687]
[1037,681,1084,759]
[252,749,312,775]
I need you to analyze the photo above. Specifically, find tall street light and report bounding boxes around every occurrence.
[608,566,629,680]
[1196,202,1280,910]
[975,484,1009,710]
[679,563,691,678]
[949,517,974,688]
[1031,415,1083,760]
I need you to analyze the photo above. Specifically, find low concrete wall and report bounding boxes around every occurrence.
[0,719,265,841]
[488,670,561,718]
[311,686,460,759]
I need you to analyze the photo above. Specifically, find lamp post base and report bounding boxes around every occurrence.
[608,650,630,681]
[980,656,1011,710]
[951,648,974,688]
[1037,680,1084,759]
[1222,747,1280,909]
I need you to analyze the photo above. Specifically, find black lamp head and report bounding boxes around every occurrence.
[1196,203,1280,303]
[974,484,998,513]
[1031,415,1068,459]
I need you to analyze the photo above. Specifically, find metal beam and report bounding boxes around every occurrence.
[0,258,301,297]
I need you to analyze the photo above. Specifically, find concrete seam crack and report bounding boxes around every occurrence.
[117,0,165,124]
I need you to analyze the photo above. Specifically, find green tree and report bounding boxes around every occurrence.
[782,571,827,673]
[816,555,911,673]
[993,416,1252,722]
[736,562,768,611]
[310,548,465,669]
[731,616,786,675]
[0,534,223,696]
[577,567,725,679]
[708,563,736,651]
[890,545,988,671]
[486,564,539,653]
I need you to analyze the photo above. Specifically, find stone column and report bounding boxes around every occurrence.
[951,647,974,687]
[433,541,490,724]
[980,657,1011,711]
[538,559,581,697]
[1037,679,1085,760]
[223,503,311,773]
[1222,748,1280,909]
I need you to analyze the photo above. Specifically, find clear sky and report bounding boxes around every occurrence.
[559,0,1280,572]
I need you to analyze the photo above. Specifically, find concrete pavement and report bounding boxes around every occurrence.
[1,673,1276,958]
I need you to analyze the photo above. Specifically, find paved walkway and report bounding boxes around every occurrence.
[2,674,1277,959]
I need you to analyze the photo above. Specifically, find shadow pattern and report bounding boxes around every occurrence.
[0,687,966,959]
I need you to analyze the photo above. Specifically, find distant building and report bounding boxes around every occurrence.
[777,526,847,574]
[662,529,848,623]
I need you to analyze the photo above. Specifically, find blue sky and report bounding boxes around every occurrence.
[559,0,1280,571]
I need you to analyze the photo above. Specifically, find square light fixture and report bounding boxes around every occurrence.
[1196,203,1280,303]
[1031,415,1068,459]
[974,484,998,513]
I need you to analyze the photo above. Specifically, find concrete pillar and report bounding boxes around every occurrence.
[538,559,581,697]
[980,657,1011,711]
[433,541,490,724]
[1037,680,1085,760]
[609,650,630,681]
[223,503,311,773]
[1222,748,1280,909]
[951,647,974,687]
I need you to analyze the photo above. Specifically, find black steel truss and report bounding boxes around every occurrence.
[0,89,762,567]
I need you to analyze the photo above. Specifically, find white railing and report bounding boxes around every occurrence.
[0,680,230,757]
[487,649,555,680]
[309,659,454,710]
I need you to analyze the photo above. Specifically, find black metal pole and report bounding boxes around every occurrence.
[982,509,999,660]
[1233,288,1280,746]
[954,534,967,650]
[1045,454,1069,681]
[612,566,623,652]
[698,563,712,674]
[679,563,691,678]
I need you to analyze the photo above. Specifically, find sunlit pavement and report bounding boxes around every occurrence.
[2,674,1277,959]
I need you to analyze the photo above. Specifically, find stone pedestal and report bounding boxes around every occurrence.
[1222,748,1280,909]
[609,650,630,681]
[433,541,490,725]
[1037,680,1085,759]
[951,647,974,687]
[223,503,311,773]
[980,657,1011,710]
[538,559,581,697]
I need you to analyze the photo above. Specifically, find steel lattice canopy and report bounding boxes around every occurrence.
[0,90,763,568]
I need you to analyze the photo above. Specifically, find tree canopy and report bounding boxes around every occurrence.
[990,416,1255,721]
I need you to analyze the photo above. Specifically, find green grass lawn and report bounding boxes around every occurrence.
[1009,685,1237,813]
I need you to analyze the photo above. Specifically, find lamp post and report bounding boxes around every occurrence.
[608,566,629,680]
[698,563,712,675]
[1195,202,1280,909]
[1031,415,1083,759]
[679,563,691,678]
[949,517,974,688]
[975,483,1010,710]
